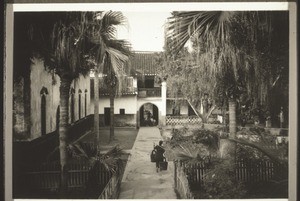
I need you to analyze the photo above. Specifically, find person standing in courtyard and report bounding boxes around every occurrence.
[154,140,165,172]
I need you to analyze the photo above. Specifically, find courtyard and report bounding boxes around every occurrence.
[7,4,296,200]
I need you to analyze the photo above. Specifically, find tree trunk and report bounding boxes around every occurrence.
[23,67,31,139]
[228,99,237,137]
[59,77,72,197]
[93,69,100,148]
[219,99,237,160]
[109,86,115,143]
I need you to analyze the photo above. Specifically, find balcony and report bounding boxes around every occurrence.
[138,88,161,98]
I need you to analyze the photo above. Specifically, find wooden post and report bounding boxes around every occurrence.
[174,161,177,189]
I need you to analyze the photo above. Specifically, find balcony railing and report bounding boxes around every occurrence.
[138,88,161,98]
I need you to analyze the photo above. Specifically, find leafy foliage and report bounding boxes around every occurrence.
[67,142,125,173]
[234,127,288,165]
[169,127,220,162]
[164,11,289,125]
[198,158,247,199]
[86,11,132,93]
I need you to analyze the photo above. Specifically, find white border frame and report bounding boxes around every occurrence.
[4,2,297,201]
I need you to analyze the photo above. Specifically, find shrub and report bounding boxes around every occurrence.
[198,159,247,199]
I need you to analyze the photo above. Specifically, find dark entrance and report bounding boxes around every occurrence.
[140,103,159,126]
[78,90,82,119]
[40,87,48,135]
[104,107,110,126]
[41,95,46,135]
[84,90,87,117]
[56,106,60,131]
[144,76,155,88]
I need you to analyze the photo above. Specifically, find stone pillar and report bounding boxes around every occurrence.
[161,81,167,126]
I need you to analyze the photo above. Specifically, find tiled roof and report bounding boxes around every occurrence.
[128,51,161,75]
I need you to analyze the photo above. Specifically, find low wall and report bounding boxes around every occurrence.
[115,114,136,127]
[98,114,136,127]
[166,116,201,126]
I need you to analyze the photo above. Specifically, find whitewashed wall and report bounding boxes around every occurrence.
[92,95,138,114]
[29,58,91,140]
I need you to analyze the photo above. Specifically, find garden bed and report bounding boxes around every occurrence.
[164,126,288,199]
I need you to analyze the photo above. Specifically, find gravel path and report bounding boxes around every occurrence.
[119,127,177,199]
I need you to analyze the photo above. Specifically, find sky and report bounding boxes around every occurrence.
[117,12,172,52]
[12,3,289,52]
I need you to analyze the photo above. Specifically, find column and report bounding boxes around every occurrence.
[161,81,167,126]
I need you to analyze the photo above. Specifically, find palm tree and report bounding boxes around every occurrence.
[87,11,131,145]
[26,12,93,196]
[166,11,287,156]
[104,47,131,143]
[104,65,118,142]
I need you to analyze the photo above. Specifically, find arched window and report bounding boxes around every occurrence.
[78,89,82,119]
[84,89,88,117]
[56,105,60,131]
[70,88,75,123]
[40,87,48,135]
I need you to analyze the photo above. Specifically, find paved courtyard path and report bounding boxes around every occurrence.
[118,127,177,199]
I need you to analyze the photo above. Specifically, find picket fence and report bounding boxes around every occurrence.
[98,161,123,199]
[16,159,114,198]
[166,116,202,125]
[174,158,287,192]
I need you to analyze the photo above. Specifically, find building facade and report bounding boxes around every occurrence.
[90,51,199,128]
[13,57,91,141]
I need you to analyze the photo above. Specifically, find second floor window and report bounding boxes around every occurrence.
[120,109,125,115]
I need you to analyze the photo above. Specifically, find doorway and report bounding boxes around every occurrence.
[41,95,46,135]
[139,103,159,126]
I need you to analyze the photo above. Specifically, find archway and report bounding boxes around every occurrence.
[70,88,75,123]
[139,103,159,127]
[40,87,48,135]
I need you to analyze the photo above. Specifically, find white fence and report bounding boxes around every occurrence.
[166,116,201,126]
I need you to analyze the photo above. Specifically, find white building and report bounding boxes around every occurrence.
[90,51,199,128]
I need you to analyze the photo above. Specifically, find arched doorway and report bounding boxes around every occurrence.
[139,103,159,127]
[78,89,82,119]
[70,88,75,123]
[40,87,48,135]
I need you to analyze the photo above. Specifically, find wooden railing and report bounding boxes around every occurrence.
[14,115,94,165]
[68,115,93,142]
[98,160,124,199]
[138,88,161,97]
[15,159,115,199]
[174,158,287,196]
[174,160,195,199]
[166,115,202,125]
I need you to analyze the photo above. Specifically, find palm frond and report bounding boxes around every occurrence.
[44,12,93,79]
[100,11,127,40]
[67,142,125,173]
[99,146,125,172]
[167,11,236,55]
[174,143,207,164]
